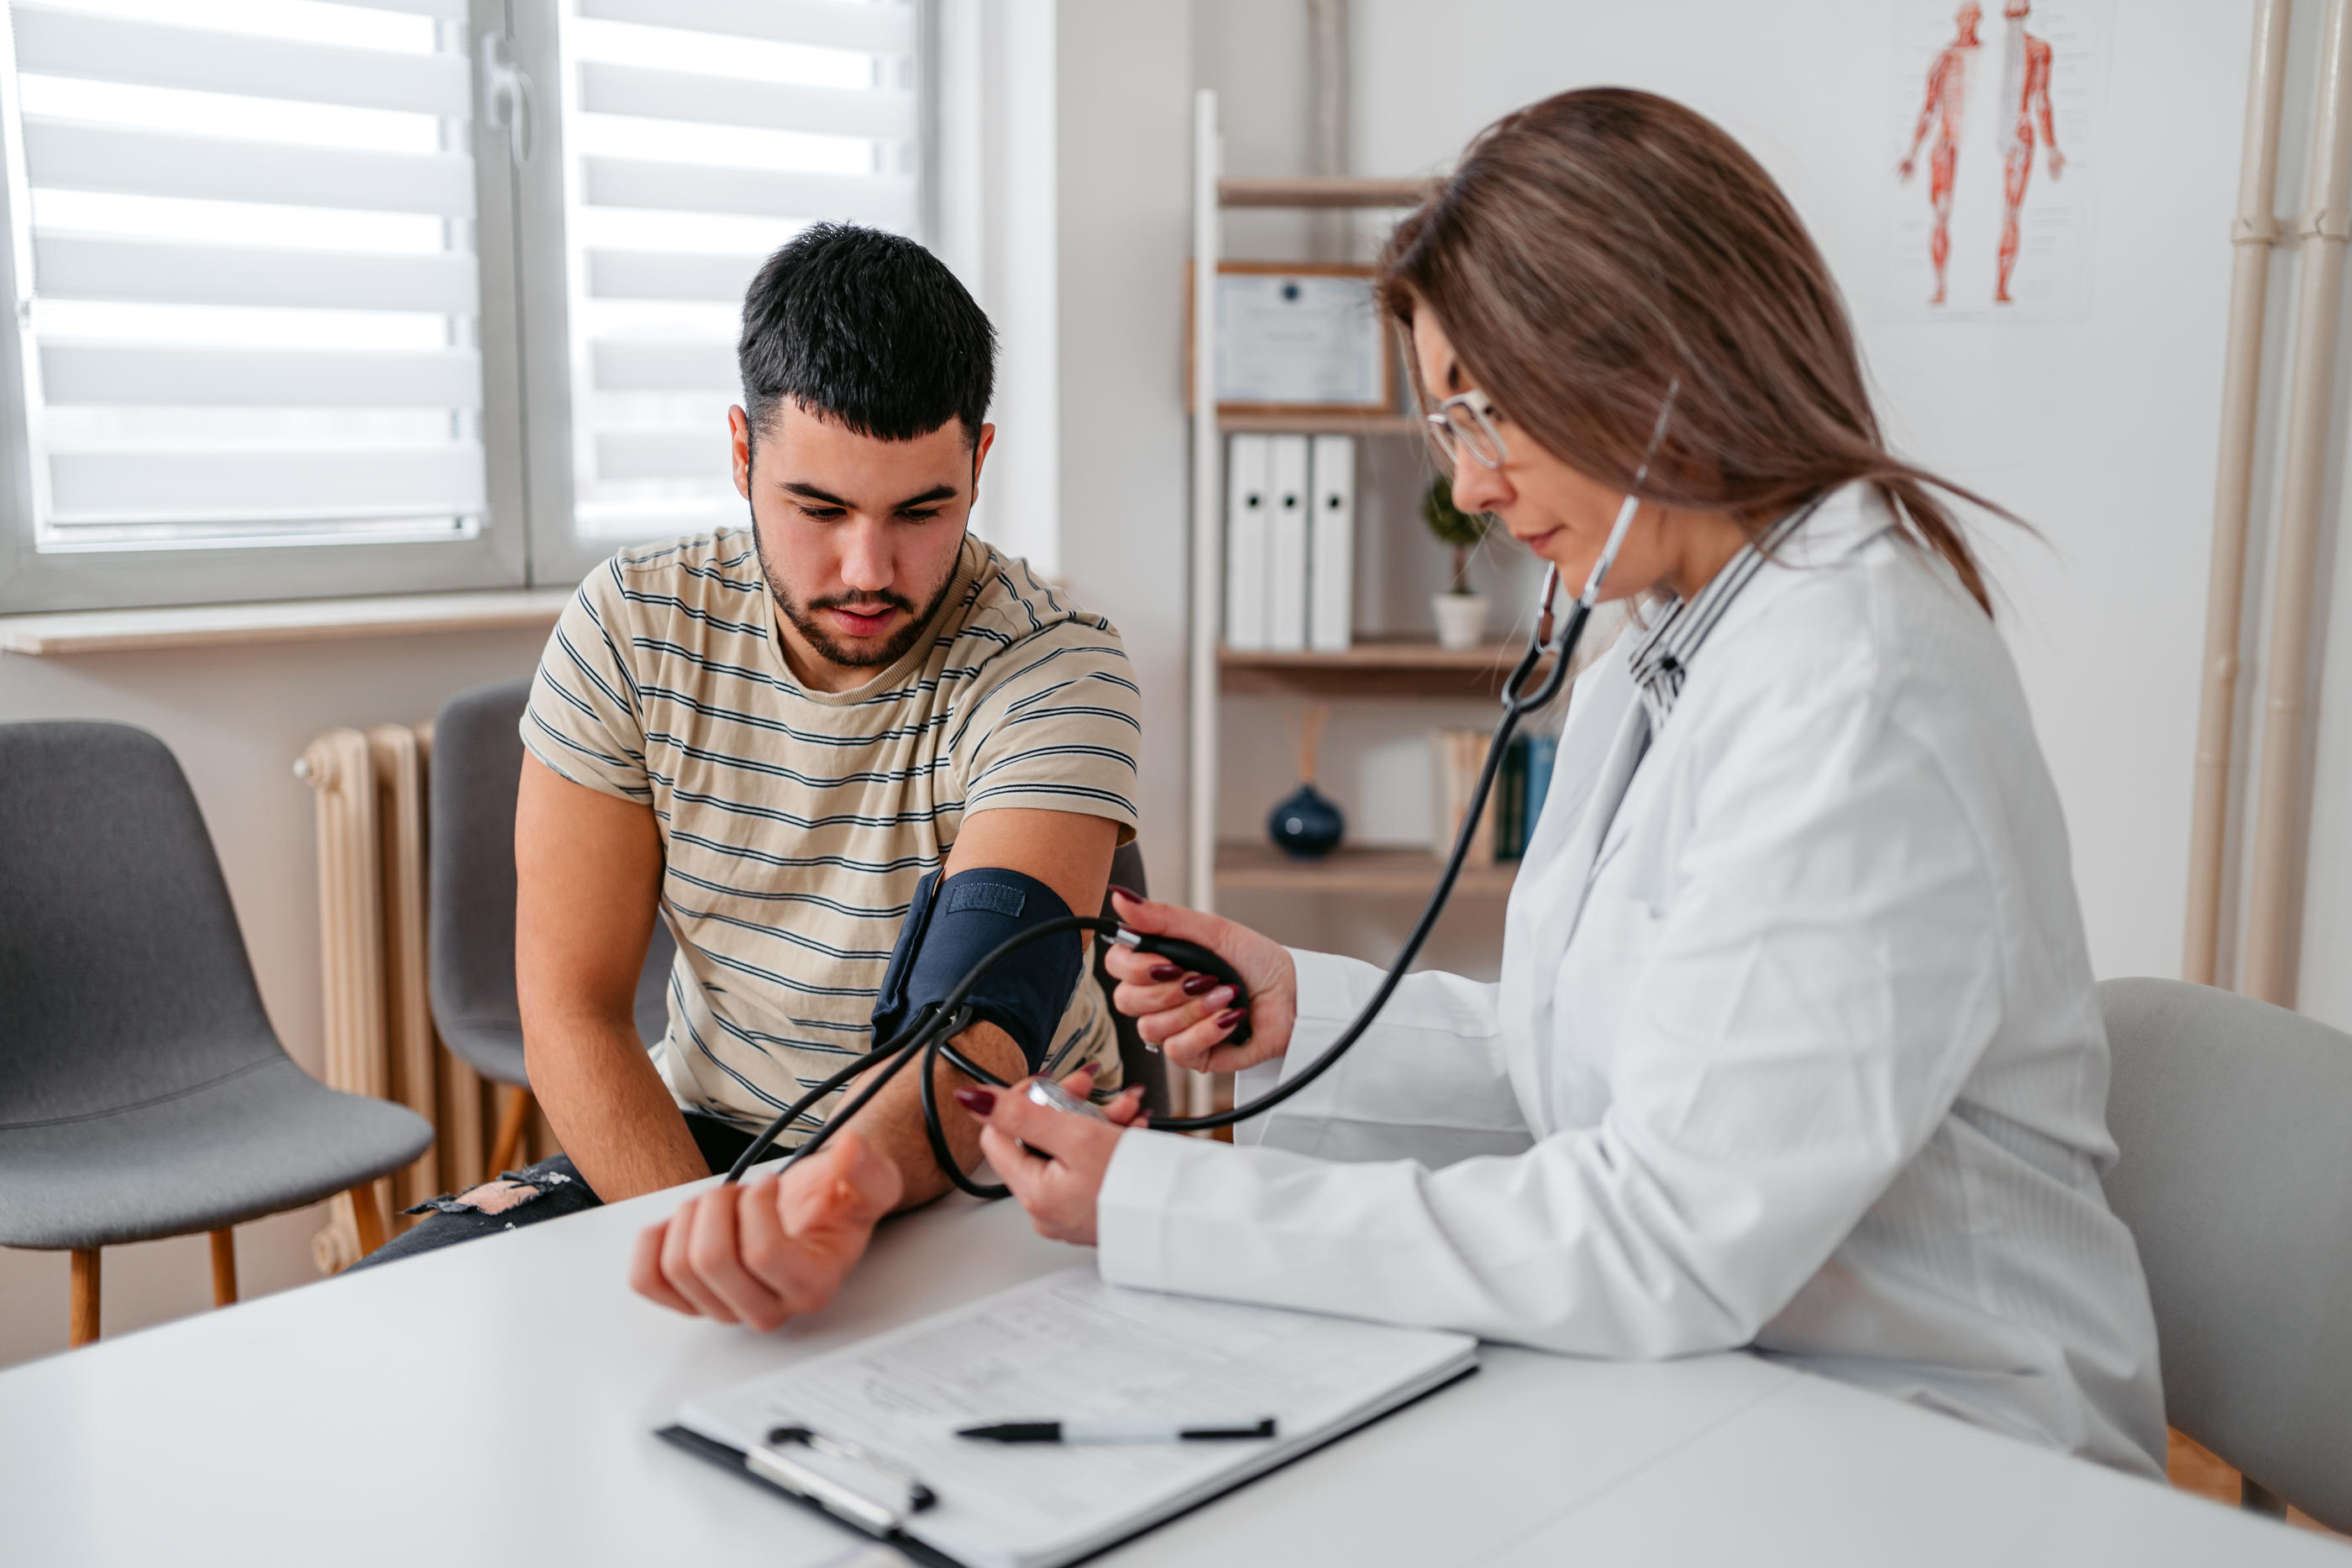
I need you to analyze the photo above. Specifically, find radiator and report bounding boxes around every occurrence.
[297,724,494,1273]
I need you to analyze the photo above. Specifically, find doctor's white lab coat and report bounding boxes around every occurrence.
[1095,485,2168,1476]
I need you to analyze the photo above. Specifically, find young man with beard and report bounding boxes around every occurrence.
[368,226,1148,1326]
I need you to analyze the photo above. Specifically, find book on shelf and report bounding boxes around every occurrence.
[1522,733,1557,847]
[1431,731,1560,865]
[1498,737,1527,861]
[1429,727,1497,868]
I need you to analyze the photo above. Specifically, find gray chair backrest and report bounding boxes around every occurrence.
[0,722,287,1123]
[428,679,674,1061]
[2097,977,2352,1531]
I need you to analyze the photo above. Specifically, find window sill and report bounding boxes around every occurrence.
[0,587,575,656]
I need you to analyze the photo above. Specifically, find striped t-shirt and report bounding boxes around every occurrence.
[522,529,1142,1138]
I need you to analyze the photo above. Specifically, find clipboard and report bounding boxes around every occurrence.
[659,1366,1477,1568]
[657,1423,963,1568]
[656,1267,1480,1568]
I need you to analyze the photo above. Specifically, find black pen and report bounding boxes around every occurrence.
[956,1418,1278,1445]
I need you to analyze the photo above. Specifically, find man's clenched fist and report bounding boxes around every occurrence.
[629,1129,905,1331]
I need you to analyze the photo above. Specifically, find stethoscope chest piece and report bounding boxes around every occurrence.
[1025,1078,1108,1122]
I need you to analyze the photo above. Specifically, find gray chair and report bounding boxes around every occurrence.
[428,677,674,1175]
[0,721,433,1345]
[429,677,1168,1146]
[2097,977,2352,1531]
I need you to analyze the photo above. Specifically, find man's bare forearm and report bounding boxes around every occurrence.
[842,1019,1028,1210]
[524,1016,706,1203]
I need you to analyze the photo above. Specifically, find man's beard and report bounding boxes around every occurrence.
[755,514,960,671]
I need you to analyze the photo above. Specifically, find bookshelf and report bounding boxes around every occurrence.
[1184,92,1483,1116]
[1189,90,1437,904]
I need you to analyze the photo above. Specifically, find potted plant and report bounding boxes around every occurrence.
[1423,476,1494,651]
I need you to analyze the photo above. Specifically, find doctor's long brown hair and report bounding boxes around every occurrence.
[1378,87,2004,614]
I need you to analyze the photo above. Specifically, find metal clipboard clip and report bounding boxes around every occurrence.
[748,1424,937,1537]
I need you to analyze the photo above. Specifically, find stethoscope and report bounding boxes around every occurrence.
[726,390,1680,1198]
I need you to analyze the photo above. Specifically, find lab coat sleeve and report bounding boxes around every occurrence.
[1231,951,1532,1167]
[1097,648,2003,1358]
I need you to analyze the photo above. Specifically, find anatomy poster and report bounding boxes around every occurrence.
[1883,0,2111,322]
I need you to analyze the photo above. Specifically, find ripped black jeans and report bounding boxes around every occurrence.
[349,1111,765,1272]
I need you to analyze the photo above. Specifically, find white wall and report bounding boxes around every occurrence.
[944,0,1063,575]
[0,630,549,1367]
[1053,1,1195,892]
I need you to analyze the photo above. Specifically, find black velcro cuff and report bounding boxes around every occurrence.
[869,867,1082,1072]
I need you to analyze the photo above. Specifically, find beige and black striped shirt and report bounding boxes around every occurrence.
[523,530,1141,1136]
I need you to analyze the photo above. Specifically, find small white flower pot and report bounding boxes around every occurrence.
[1431,592,1489,651]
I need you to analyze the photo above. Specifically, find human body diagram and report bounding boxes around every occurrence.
[1900,1,2066,306]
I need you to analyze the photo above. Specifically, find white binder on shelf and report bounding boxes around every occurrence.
[1223,434,1271,651]
[1267,434,1310,652]
[1308,434,1355,652]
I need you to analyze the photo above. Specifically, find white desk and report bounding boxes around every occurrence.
[1,1180,2341,1567]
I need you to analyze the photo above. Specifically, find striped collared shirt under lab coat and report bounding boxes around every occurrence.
[1096,484,2168,1477]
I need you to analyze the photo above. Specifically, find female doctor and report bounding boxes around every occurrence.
[959,87,2167,1477]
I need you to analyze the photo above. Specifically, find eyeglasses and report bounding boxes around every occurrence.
[1425,388,1508,470]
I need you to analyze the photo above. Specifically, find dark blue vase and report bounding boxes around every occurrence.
[1268,783,1344,859]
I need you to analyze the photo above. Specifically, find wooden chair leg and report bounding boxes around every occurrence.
[69,1247,100,1347]
[486,1084,533,1177]
[348,1183,386,1259]
[208,1228,239,1307]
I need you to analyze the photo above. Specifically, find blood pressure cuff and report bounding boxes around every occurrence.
[869,867,1083,1072]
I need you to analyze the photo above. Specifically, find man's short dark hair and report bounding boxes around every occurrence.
[738,223,996,450]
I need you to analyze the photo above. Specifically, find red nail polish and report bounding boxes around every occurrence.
[953,1087,996,1114]
[1180,973,1216,997]
[1215,1009,1246,1030]
[1110,884,1142,902]
[1148,964,1182,983]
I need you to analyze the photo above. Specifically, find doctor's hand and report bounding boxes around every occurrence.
[628,1128,903,1331]
[958,1077,1149,1246]
[1102,888,1296,1073]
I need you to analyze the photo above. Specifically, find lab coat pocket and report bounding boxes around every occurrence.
[1567,887,1666,960]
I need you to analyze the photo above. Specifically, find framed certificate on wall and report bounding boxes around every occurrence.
[1187,261,1398,418]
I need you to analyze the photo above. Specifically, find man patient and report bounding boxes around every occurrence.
[365,224,1147,1324]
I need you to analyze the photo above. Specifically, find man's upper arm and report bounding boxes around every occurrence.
[513,558,669,1025]
[522,564,654,804]
[515,755,664,1026]
[945,614,1139,933]
[938,809,1118,933]
[953,617,1143,846]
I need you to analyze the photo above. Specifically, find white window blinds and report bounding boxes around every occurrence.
[551,0,924,545]
[0,0,489,552]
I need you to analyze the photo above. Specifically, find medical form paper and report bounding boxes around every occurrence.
[673,1266,1478,1568]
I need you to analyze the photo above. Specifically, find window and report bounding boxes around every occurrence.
[0,0,528,611]
[0,0,932,613]
[527,0,925,573]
